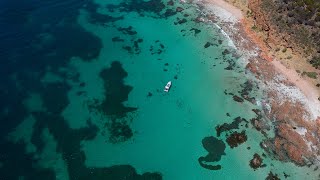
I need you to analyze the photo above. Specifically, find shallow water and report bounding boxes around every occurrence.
[1,0,319,179]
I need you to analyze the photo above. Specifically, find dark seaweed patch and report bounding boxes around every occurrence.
[0,140,56,180]
[176,7,184,12]
[40,82,71,114]
[48,24,102,62]
[222,49,230,56]
[123,46,133,54]
[167,0,174,6]
[164,9,177,18]
[31,112,161,180]
[204,42,213,48]
[198,136,226,171]
[284,172,290,178]
[99,61,137,116]
[239,80,256,103]
[150,40,166,55]
[133,38,143,54]
[98,61,137,143]
[174,18,187,25]
[0,0,127,178]
[118,26,137,35]
[108,117,134,143]
[0,89,28,137]
[107,0,165,17]
[112,36,125,42]
[76,91,86,96]
[120,37,143,54]
[233,95,244,103]
[190,28,201,36]
[266,172,280,180]
[215,117,248,137]
[79,82,86,87]
[86,1,123,25]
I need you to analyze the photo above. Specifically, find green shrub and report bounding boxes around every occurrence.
[251,25,258,30]
[302,71,318,79]
[282,48,287,53]
[310,56,320,69]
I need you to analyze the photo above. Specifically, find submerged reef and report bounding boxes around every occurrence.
[98,61,138,143]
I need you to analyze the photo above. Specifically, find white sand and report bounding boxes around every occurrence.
[203,0,243,20]
[272,60,320,120]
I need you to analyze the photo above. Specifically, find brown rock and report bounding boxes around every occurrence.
[226,131,247,148]
[249,153,263,169]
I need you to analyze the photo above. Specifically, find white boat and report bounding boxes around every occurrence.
[164,81,172,92]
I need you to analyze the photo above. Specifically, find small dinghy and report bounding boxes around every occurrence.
[164,81,172,92]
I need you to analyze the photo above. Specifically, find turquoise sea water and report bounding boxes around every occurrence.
[1,0,319,179]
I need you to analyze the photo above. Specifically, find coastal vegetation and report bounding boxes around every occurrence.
[302,71,318,79]
[261,0,320,53]
[259,0,320,67]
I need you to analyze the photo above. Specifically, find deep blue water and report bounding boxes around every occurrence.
[0,0,161,179]
[0,0,95,136]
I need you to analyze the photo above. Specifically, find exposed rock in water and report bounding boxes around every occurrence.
[250,153,263,170]
[226,131,247,148]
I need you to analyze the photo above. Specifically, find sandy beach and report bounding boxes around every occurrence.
[196,0,320,165]
[202,0,320,119]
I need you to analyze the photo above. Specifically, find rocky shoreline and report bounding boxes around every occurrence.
[189,0,320,167]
